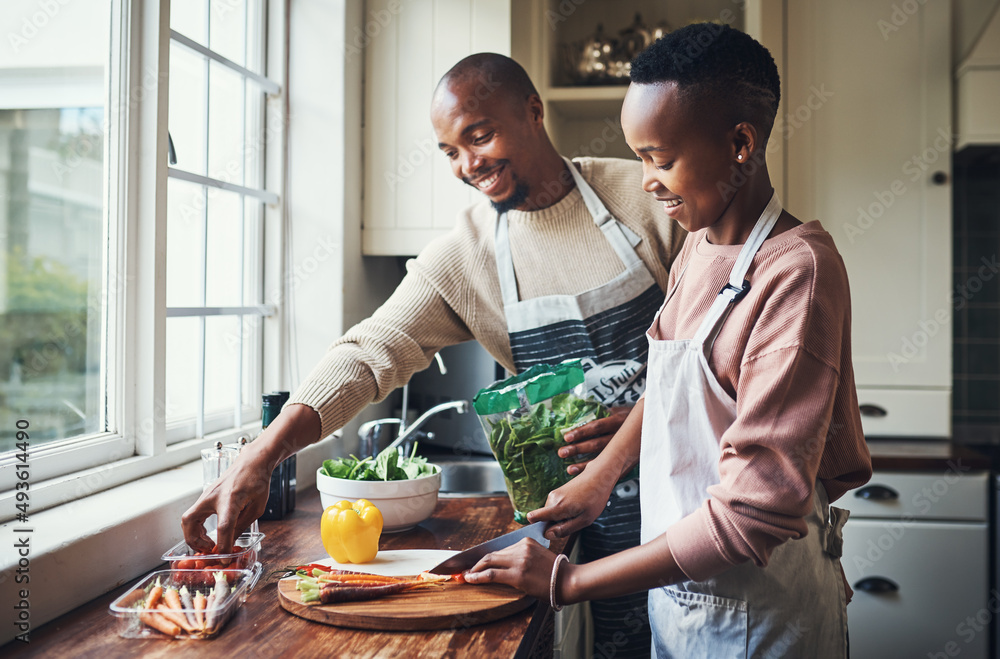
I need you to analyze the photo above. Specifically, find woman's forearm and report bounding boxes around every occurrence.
[561,533,684,604]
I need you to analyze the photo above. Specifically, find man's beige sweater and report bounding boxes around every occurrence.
[289,157,686,439]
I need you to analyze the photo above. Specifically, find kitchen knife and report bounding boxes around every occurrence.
[426,521,550,574]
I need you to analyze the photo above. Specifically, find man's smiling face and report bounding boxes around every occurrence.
[431,77,544,214]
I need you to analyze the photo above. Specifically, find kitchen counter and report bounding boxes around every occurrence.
[3,491,568,658]
[865,438,992,471]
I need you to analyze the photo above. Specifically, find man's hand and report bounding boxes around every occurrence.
[181,403,320,553]
[558,406,631,475]
[181,450,274,554]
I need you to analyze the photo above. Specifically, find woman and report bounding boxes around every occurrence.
[463,23,873,657]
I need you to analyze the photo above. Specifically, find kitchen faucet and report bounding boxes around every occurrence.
[358,399,469,459]
[358,351,468,459]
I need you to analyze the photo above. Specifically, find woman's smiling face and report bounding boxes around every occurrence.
[621,81,746,237]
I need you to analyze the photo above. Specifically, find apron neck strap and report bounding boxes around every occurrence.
[560,157,643,268]
[495,211,520,306]
[691,191,783,348]
[494,158,646,306]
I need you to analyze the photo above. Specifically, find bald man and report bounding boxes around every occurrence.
[183,54,684,656]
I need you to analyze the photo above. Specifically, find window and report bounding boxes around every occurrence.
[0,0,285,515]
[165,0,278,442]
[0,1,112,452]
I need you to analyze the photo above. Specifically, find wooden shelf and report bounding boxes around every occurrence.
[544,85,628,121]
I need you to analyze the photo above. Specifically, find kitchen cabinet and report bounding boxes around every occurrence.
[361,0,776,255]
[781,0,953,437]
[523,0,754,162]
[362,0,512,255]
[838,470,990,659]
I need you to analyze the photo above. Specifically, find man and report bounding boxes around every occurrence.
[182,53,683,656]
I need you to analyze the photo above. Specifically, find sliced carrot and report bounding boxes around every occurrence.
[316,580,434,604]
[140,610,181,637]
[317,574,401,585]
[417,572,451,583]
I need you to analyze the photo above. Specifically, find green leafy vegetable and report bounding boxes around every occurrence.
[320,443,439,482]
[484,392,608,519]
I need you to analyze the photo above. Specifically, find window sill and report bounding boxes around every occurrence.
[0,432,342,646]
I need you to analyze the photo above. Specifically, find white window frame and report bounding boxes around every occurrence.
[0,0,287,521]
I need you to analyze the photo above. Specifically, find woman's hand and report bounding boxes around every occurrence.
[559,406,631,476]
[462,538,563,602]
[527,467,617,540]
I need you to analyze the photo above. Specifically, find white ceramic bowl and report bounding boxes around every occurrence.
[315,466,442,533]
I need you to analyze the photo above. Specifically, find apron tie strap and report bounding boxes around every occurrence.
[823,506,850,558]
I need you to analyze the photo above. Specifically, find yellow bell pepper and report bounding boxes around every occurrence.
[321,498,384,564]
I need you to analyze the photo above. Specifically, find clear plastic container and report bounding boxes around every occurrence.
[160,531,265,571]
[108,564,262,639]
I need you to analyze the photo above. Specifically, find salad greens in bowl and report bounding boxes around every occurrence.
[316,444,442,533]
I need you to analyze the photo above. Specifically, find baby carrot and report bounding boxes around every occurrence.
[193,591,207,629]
[145,581,164,610]
[140,610,181,637]
[157,604,198,633]
[163,587,185,612]
[179,586,197,628]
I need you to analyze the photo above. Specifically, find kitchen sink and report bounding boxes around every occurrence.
[436,458,507,497]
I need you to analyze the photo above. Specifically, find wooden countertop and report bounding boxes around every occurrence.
[866,439,992,471]
[4,491,567,658]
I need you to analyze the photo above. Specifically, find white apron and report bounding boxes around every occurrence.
[496,158,662,657]
[640,192,850,658]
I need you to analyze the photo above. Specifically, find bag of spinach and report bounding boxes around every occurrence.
[473,359,608,523]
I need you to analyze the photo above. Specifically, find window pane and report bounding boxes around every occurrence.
[0,0,111,451]
[204,315,240,414]
[166,316,200,422]
[206,189,242,307]
[166,179,206,308]
[244,87,265,190]
[243,200,263,306]
[209,0,247,67]
[168,43,207,175]
[208,62,244,184]
[244,0,264,75]
[171,0,208,43]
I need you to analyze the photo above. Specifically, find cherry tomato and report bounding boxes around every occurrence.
[175,559,194,570]
[219,568,242,582]
[194,559,206,569]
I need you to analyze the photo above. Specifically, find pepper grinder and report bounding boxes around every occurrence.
[259,393,291,520]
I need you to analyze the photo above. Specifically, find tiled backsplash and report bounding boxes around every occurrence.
[953,147,1000,427]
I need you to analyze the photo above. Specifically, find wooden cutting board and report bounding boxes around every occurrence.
[277,577,533,631]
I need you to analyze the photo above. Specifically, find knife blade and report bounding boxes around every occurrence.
[427,521,550,574]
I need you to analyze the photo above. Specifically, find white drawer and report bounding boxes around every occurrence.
[837,470,988,521]
[842,520,989,659]
[855,388,950,438]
